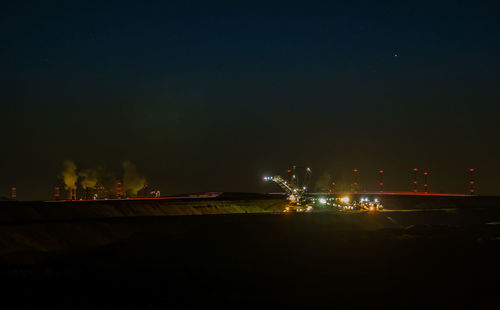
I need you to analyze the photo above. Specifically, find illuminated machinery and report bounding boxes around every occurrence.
[332,197,383,212]
[264,167,312,212]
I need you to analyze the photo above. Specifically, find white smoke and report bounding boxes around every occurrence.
[122,160,146,196]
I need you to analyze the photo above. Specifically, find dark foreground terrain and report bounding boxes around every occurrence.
[0,198,499,309]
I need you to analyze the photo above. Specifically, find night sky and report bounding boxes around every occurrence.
[1,1,500,200]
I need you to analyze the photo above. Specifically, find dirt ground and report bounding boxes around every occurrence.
[0,209,499,309]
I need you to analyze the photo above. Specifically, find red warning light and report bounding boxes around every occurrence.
[413,168,418,172]
[469,168,474,172]
[353,169,358,172]
[379,170,384,174]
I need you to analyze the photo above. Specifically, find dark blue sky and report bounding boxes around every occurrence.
[1,1,500,199]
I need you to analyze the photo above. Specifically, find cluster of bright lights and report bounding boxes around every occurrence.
[283,205,314,213]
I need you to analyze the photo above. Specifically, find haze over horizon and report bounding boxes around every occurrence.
[1,1,499,200]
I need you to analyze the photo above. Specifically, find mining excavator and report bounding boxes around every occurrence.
[264,166,312,212]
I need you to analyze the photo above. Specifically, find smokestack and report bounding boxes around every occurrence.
[61,160,78,194]
[84,187,91,200]
[122,161,146,197]
[79,168,98,197]
[96,185,104,200]
[142,184,149,198]
[11,185,16,200]
[69,187,76,200]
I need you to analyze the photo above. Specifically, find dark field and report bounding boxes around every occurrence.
[1,198,499,309]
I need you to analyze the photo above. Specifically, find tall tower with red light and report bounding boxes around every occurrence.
[352,169,359,194]
[117,181,122,199]
[412,168,418,193]
[11,185,17,200]
[378,170,384,193]
[469,168,475,195]
[54,186,60,200]
[423,171,429,194]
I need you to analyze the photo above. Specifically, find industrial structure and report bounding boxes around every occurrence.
[264,166,383,213]
[264,166,312,211]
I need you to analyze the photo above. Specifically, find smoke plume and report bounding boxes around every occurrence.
[122,160,146,196]
[61,160,78,190]
[79,168,98,189]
